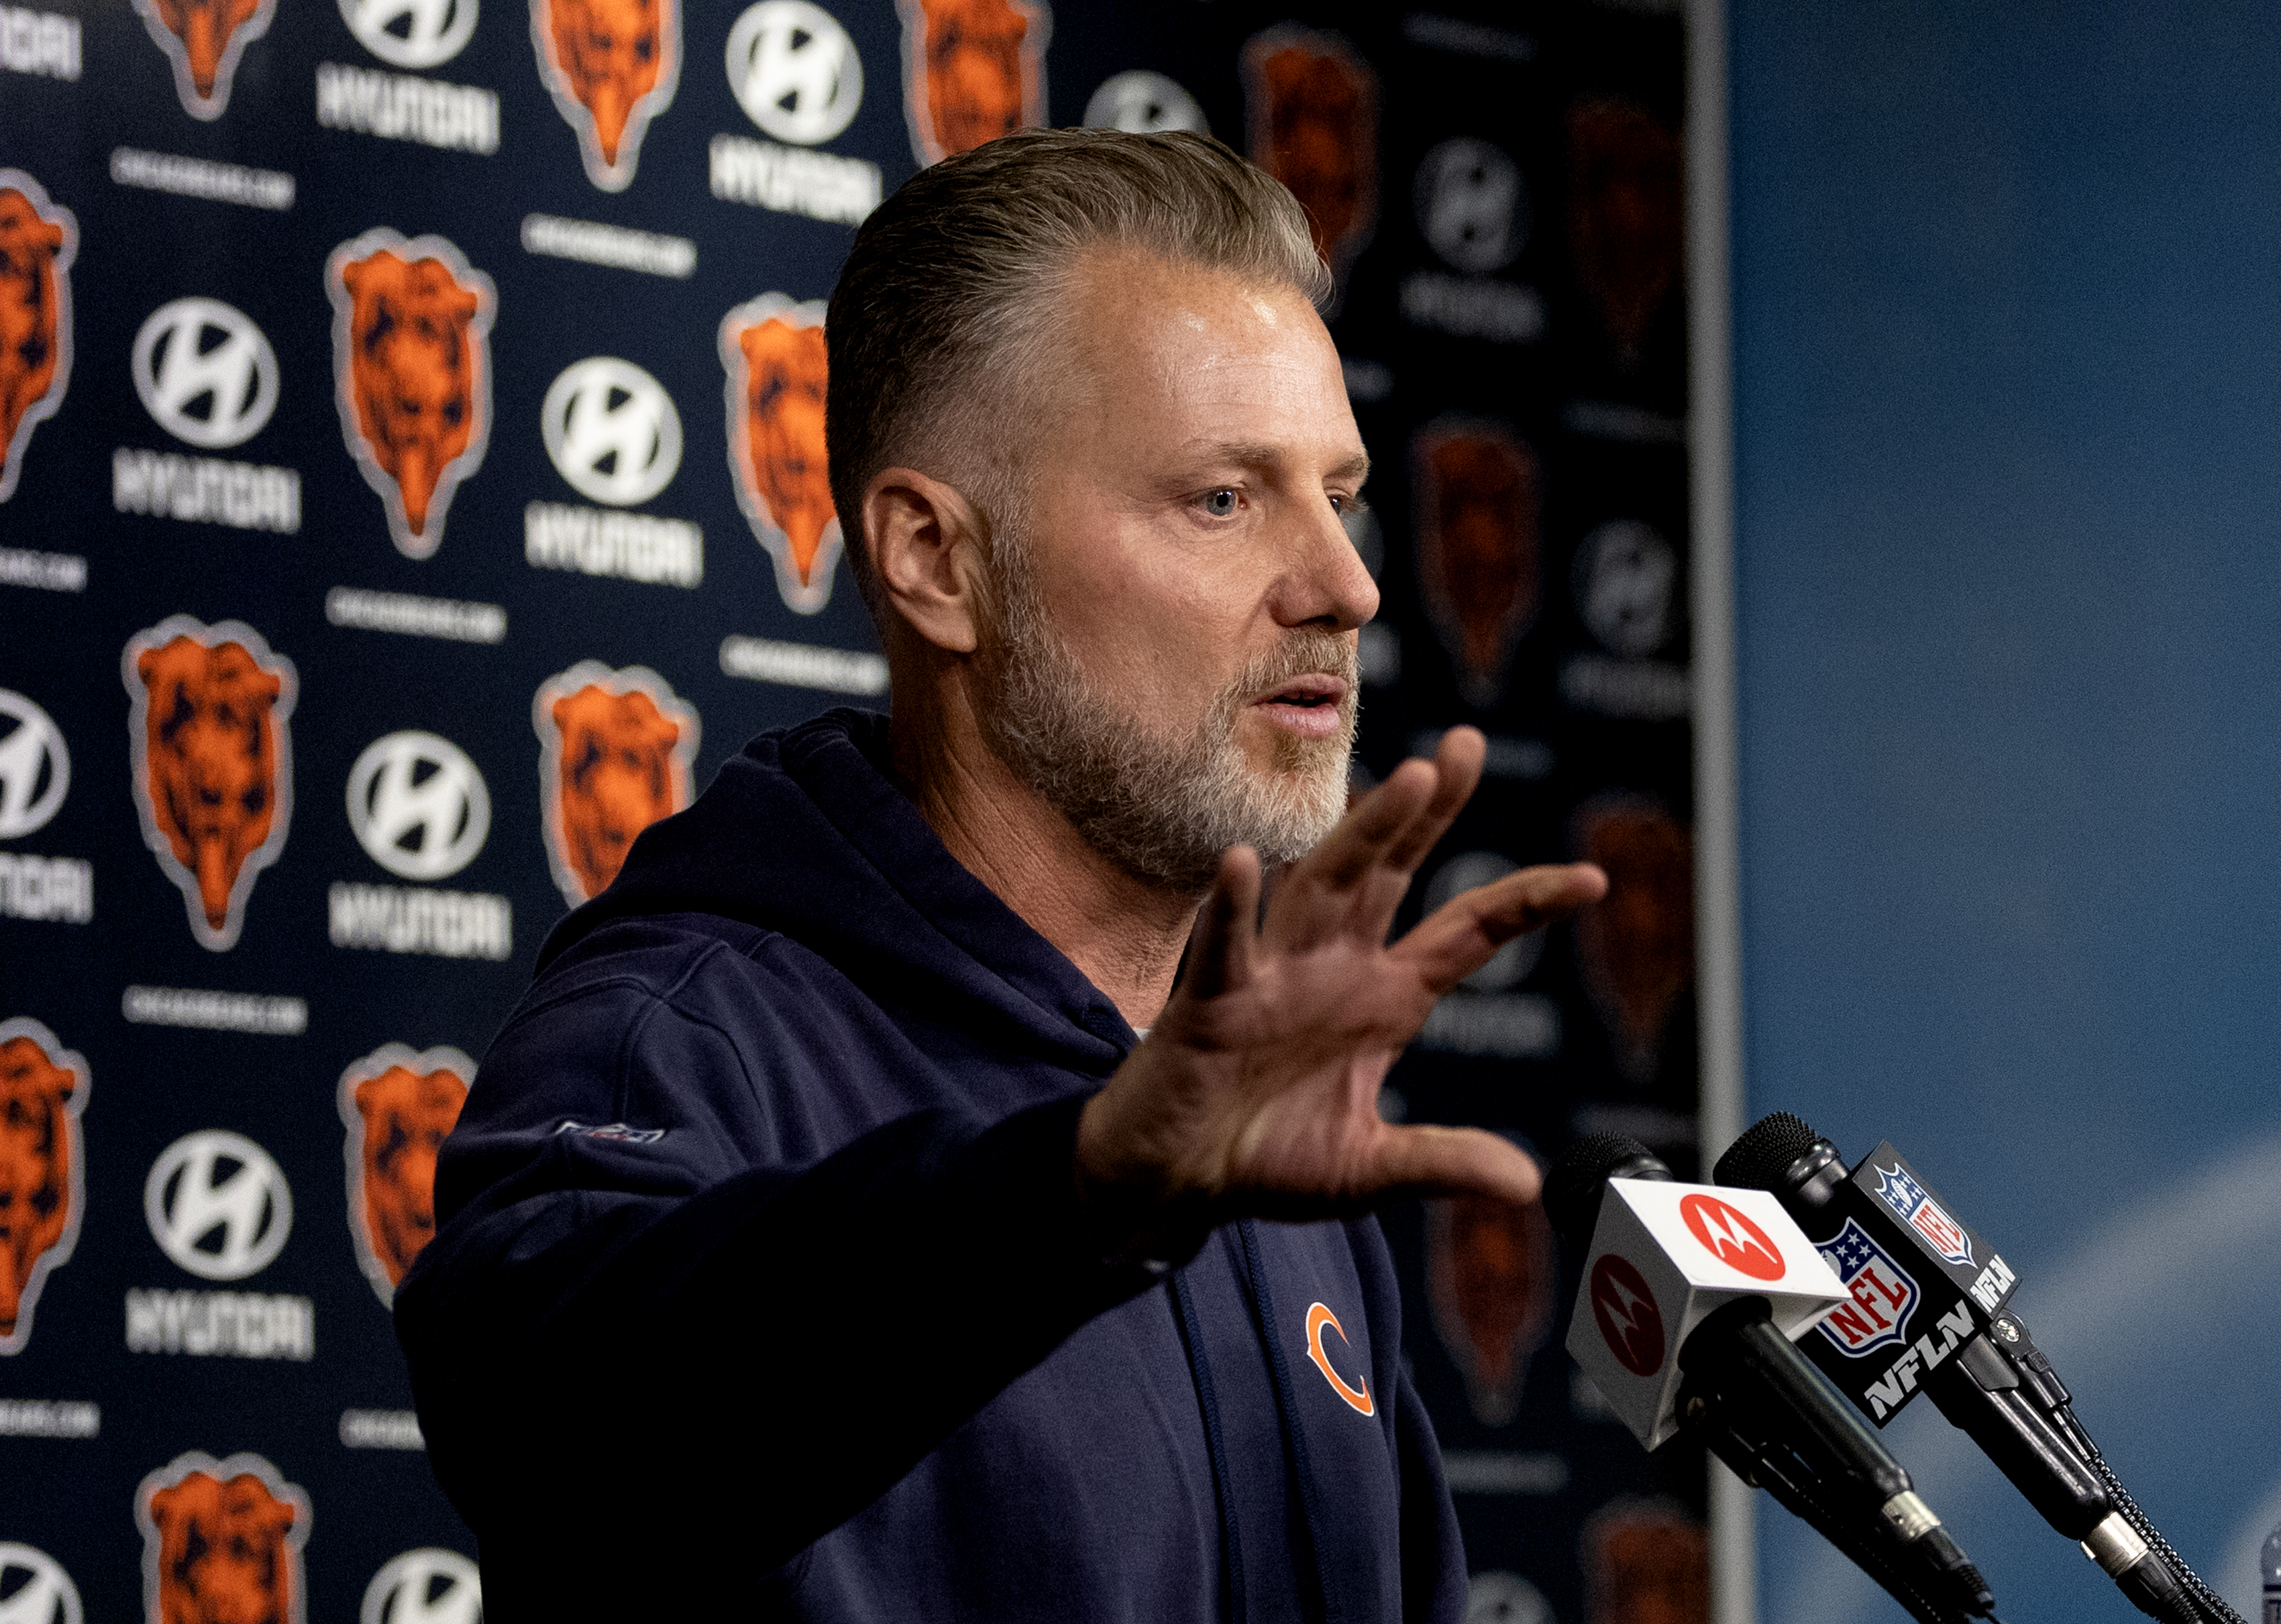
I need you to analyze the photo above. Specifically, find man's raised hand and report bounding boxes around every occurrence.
[1074,726,1607,1263]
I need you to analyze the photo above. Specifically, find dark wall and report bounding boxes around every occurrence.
[0,2,1701,1619]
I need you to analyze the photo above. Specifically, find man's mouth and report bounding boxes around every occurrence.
[1250,674,1350,739]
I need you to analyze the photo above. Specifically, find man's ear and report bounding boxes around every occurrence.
[864,466,989,655]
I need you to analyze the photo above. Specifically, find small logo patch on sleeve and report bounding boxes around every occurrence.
[552,1120,666,1144]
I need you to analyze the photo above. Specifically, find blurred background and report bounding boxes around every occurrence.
[1,0,2274,1621]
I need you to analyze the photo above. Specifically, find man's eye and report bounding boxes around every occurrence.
[1200,489,1238,518]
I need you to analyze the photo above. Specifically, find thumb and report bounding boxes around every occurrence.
[1365,1124,1542,1205]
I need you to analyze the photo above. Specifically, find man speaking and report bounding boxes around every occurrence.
[398,128,1605,1622]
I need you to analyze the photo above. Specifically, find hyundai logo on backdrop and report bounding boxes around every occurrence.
[339,0,476,69]
[727,0,862,144]
[144,1130,293,1281]
[541,357,683,507]
[346,730,490,881]
[131,298,279,449]
[0,689,68,838]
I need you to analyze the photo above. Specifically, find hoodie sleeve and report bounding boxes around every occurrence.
[392,932,1158,1593]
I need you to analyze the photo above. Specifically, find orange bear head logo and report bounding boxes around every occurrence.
[326,229,496,561]
[1585,1499,1709,1624]
[1568,97,1683,372]
[533,662,698,906]
[1242,25,1378,302]
[0,173,74,506]
[896,0,1048,166]
[533,0,680,191]
[0,1019,87,1356]
[138,1453,309,1624]
[1426,1189,1553,1427]
[123,616,297,953]
[1573,797,1694,1084]
[130,0,278,119]
[719,294,841,614]
[1411,419,1540,708]
[340,1044,473,1306]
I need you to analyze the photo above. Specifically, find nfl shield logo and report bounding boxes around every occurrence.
[1873,1162,1975,1267]
[1813,1219,1920,1358]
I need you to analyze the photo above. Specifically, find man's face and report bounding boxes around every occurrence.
[971,250,1377,889]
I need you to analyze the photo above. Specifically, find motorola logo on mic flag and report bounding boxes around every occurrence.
[346,731,490,881]
[0,689,69,838]
[1679,1193,1786,1281]
[1082,69,1206,135]
[0,1019,89,1356]
[339,1044,473,1306]
[532,0,681,191]
[136,1453,310,1624]
[542,357,683,506]
[132,297,278,450]
[1814,1218,1921,1359]
[0,1542,83,1624]
[361,1548,482,1624]
[1415,137,1525,276]
[341,0,478,70]
[0,172,75,506]
[1242,24,1377,305]
[1574,520,1678,658]
[122,616,297,953]
[1589,1253,1666,1377]
[144,1129,293,1281]
[729,1,863,146]
[896,0,1049,166]
[129,0,280,119]
[1874,1161,1976,1267]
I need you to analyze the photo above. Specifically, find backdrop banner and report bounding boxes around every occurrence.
[0,2,1699,1619]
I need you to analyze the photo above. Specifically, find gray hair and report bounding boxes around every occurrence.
[825,127,1330,613]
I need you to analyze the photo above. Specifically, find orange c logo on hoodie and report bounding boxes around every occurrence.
[1304,1301,1375,1417]
[326,228,496,560]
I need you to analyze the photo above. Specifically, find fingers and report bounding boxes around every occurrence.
[1367,1123,1543,1205]
[1378,728,1485,873]
[1393,863,1609,995]
[1178,845,1262,1001]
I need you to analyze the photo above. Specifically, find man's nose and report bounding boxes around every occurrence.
[1271,496,1381,632]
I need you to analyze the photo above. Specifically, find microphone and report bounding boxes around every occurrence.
[1715,1113,2229,1624]
[1545,1134,1998,1624]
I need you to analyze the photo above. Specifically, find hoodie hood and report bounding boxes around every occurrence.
[536,708,1134,1072]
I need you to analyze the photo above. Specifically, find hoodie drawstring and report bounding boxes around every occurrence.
[1234,1219,1340,1624]
[1170,1266,1248,1623]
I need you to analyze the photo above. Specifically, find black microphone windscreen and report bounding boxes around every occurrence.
[1544,1133,1661,1250]
[1713,1111,1825,1191]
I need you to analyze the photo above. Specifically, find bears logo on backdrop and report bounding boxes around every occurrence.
[1567,97,1684,372]
[719,294,840,612]
[130,0,278,119]
[0,172,74,505]
[1573,796,1694,1084]
[896,0,1049,166]
[1242,25,1377,303]
[0,1018,87,1357]
[1583,1498,1709,1624]
[137,1452,310,1624]
[1411,419,1540,708]
[122,616,297,953]
[533,661,698,905]
[532,0,680,190]
[326,229,496,560]
[339,1044,473,1306]
[1428,1191,1554,1426]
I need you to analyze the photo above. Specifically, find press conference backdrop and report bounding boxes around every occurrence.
[0,2,1703,1619]
[1729,4,2281,1623]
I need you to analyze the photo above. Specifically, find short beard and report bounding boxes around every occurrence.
[971,522,1359,894]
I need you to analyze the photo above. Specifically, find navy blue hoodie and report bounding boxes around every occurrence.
[396,709,1468,1623]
